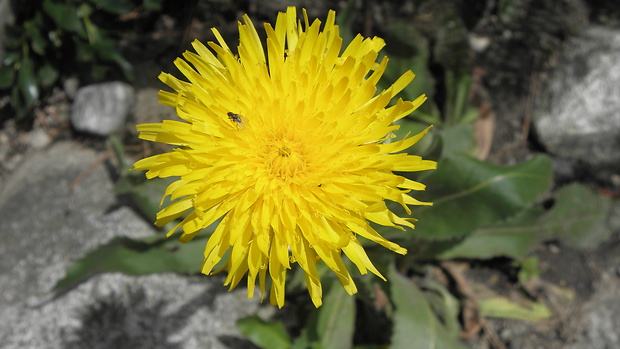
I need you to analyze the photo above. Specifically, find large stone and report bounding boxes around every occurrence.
[534,26,620,180]
[71,82,135,136]
[0,142,263,348]
[566,267,620,349]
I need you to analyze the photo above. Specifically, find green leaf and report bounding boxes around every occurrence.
[379,21,438,122]
[459,106,481,125]
[419,279,461,339]
[315,284,355,349]
[115,175,175,222]
[37,63,59,87]
[290,329,311,349]
[54,234,209,294]
[108,134,133,173]
[440,124,477,158]
[536,183,612,248]
[403,154,553,241]
[237,315,292,349]
[2,50,22,66]
[432,207,544,259]
[75,40,95,62]
[517,256,540,283]
[497,0,527,24]
[5,27,25,50]
[0,66,15,89]
[144,0,163,11]
[25,20,48,55]
[42,0,86,36]
[88,0,134,14]
[390,265,470,349]
[436,183,611,259]
[432,5,470,76]
[443,72,475,126]
[90,64,110,81]
[110,136,176,222]
[392,119,441,159]
[11,85,28,119]
[478,297,551,321]
[91,34,134,80]
[335,0,356,53]
[17,58,39,110]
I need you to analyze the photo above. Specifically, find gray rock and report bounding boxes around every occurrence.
[63,77,80,100]
[534,26,620,178]
[0,142,264,349]
[71,82,135,136]
[566,269,620,349]
[27,127,52,150]
[133,87,178,125]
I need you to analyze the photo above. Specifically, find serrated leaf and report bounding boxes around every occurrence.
[436,183,611,259]
[390,265,470,349]
[54,234,209,294]
[478,297,551,321]
[237,315,292,349]
[316,285,355,349]
[401,154,552,242]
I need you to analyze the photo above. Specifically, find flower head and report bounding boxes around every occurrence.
[133,7,436,308]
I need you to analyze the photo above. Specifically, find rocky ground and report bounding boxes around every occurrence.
[1,0,620,348]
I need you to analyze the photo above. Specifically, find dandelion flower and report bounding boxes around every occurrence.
[133,7,436,308]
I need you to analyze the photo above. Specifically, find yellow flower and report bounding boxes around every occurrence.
[133,7,436,308]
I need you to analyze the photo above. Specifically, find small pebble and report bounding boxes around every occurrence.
[71,82,135,136]
[29,128,51,150]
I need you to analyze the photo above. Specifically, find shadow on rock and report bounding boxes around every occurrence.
[60,285,218,349]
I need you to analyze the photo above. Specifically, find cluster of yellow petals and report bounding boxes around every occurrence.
[133,7,436,308]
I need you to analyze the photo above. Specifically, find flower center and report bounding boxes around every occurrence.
[259,132,308,180]
[278,146,292,157]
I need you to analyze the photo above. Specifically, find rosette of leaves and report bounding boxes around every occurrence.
[0,0,162,121]
[53,3,615,348]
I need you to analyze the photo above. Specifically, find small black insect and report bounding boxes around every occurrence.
[227,112,247,129]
